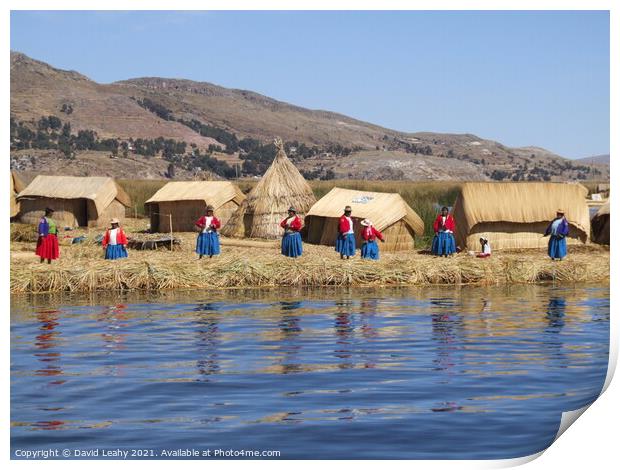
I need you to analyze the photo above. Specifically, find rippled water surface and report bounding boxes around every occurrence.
[11,285,609,459]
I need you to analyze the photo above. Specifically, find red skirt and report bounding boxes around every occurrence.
[36,234,60,260]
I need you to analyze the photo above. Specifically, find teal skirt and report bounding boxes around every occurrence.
[548,235,567,259]
[282,232,303,258]
[196,232,220,256]
[105,244,127,260]
[336,233,356,256]
[361,240,380,260]
[432,232,456,255]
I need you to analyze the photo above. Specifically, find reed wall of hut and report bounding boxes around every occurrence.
[452,182,590,251]
[16,175,131,228]
[149,200,239,233]
[305,215,416,252]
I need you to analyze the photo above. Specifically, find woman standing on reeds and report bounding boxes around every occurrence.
[195,205,221,259]
[544,209,569,260]
[432,206,456,257]
[336,205,356,259]
[35,207,59,264]
[102,218,128,260]
[360,219,384,260]
[280,207,303,258]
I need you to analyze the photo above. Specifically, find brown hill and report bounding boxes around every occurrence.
[10,51,609,182]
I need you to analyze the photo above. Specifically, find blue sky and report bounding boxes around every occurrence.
[10,10,610,158]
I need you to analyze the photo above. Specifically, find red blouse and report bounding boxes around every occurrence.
[195,216,221,230]
[339,215,354,234]
[433,214,456,233]
[361,225,384,242]
[280,215,302,232]
[102,228,128,248]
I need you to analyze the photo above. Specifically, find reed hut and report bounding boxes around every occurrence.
[221,138,316,239]
[144,181,245,232]
[591,200,609,245]
[10,170,26,219]
[452,182,590,251]
[304,187,425,252]
[17,175,131,228]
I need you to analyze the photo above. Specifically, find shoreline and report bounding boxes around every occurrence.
[11,247,609,294]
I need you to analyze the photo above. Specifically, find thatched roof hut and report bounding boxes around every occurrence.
[221,138,316,239]
[591,200,609,245]
[305,187,425,252]
[144,181,245,232]
[452,182,590,250]
[17,175,131,228]
[10,170,26,218]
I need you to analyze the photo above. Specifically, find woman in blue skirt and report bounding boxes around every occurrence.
[195,205,221,259]
[280,207,303,258]
[360,219,385,260]
[336,205,356,259]
[544,209,569,260]
[102,218,128,260]
[431,206,457,257]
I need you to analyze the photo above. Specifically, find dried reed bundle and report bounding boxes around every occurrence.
[221,138,316,239]
[10,239,609,294]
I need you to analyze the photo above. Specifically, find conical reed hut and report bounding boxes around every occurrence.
[10,170,26,219]
[452,182,590,251]
[591,200,609,245]
[221,138,316,239]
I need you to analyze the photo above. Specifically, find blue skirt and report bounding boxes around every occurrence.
[361,240,380,260]
[432,231,456,255]
[105,244,128,260]
[282,232,303,258]
[336,233,356,257]
[548,235,567,259]
[196,232,220,256]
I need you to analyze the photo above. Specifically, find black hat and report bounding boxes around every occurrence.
[288,207,296,213]
[45,207,55,214]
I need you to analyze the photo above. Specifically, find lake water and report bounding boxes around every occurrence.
[11,285,609,460]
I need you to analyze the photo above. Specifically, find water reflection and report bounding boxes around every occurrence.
[430,297,464,375]
[359,299,379,369]
[34,309,65,386]
[194,303,221,380]
[10,285,610,459]
[334,299,354,370]
[544,295,567,365]
[273,301,303,374]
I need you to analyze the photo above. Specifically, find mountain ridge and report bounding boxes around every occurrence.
[10,51,608,182]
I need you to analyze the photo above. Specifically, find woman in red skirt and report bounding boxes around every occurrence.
[35,208,60,263]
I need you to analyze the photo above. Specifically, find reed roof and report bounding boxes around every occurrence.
[453,182,590,236]
[306,187,425,235]
[17,175,131,215]
[145,181,245,208]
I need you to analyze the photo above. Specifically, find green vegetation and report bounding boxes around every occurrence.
[10,116,186,160]
[116,179,167,217]
[134,97,174,121]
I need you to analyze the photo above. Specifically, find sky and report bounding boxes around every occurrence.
[10,10,610,158]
